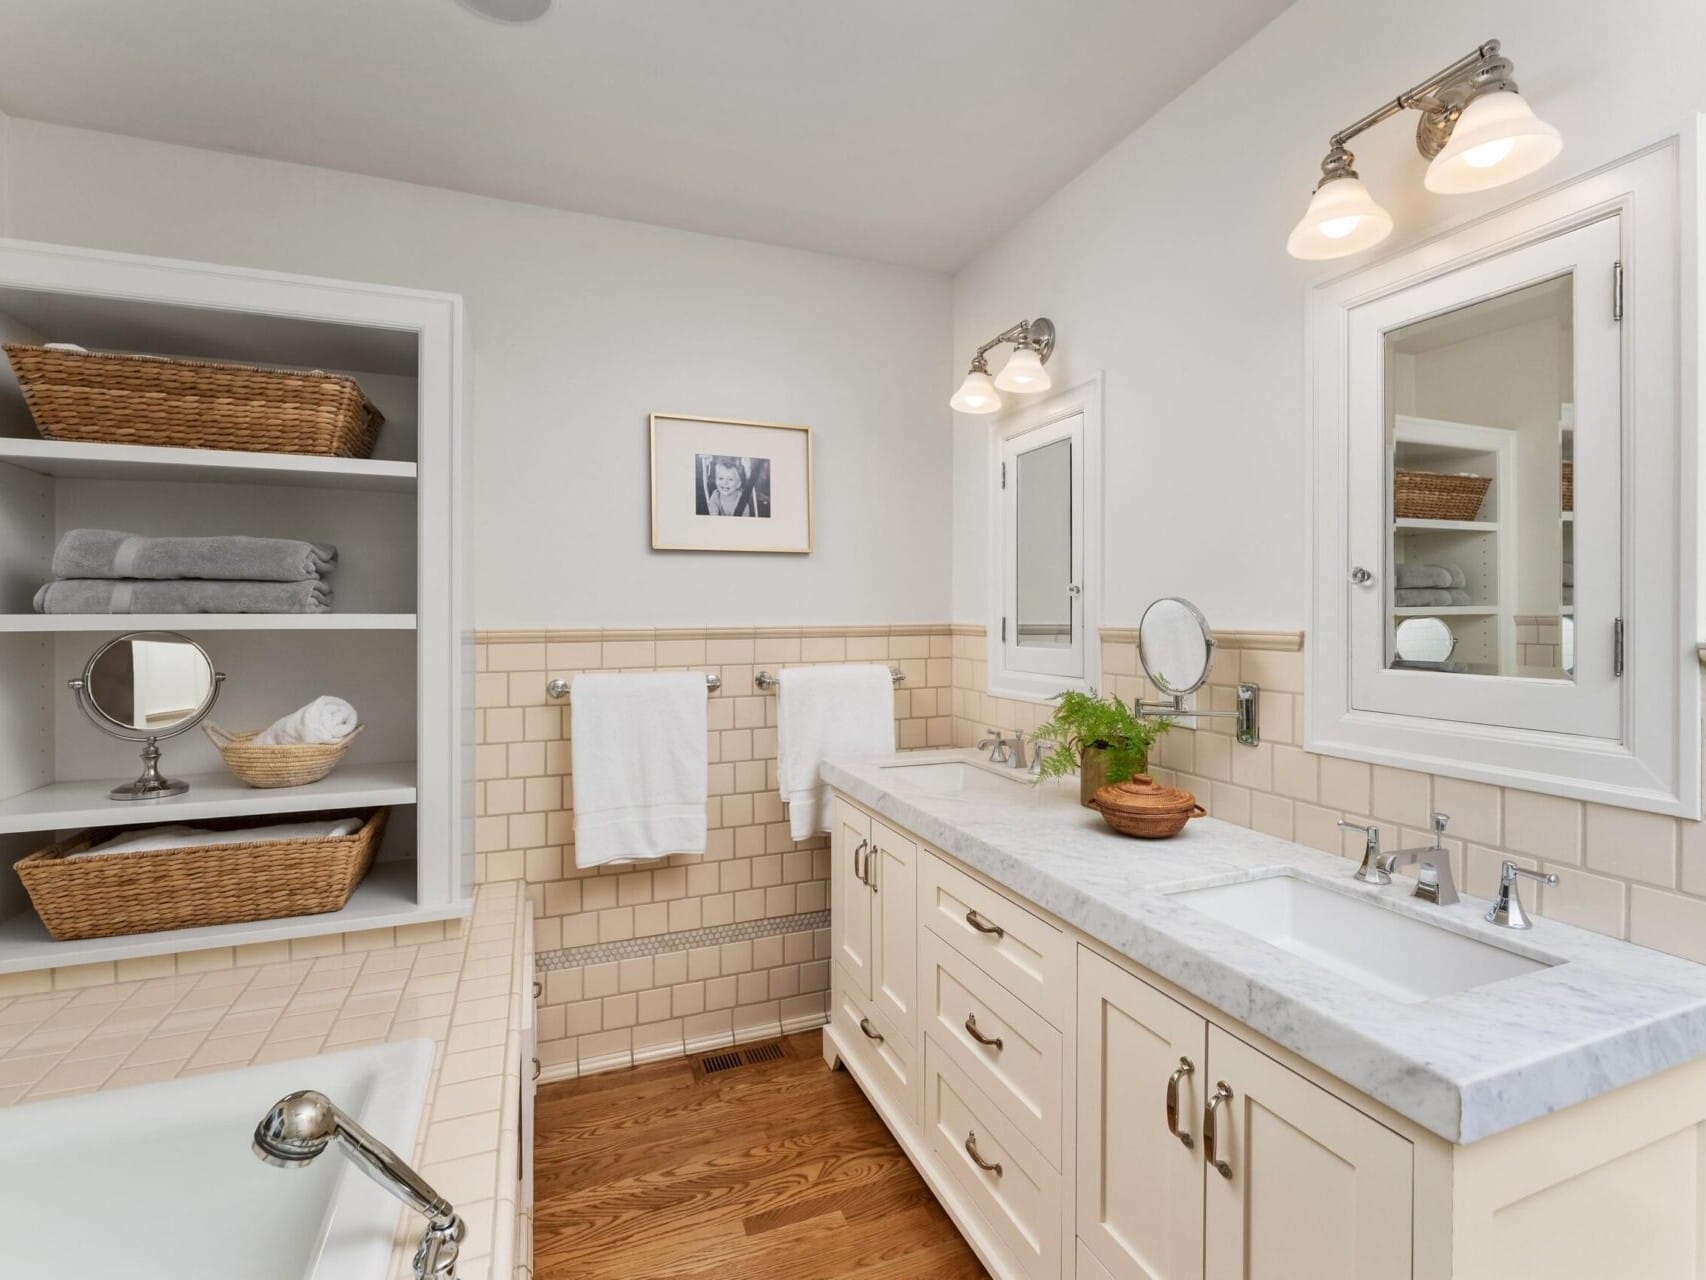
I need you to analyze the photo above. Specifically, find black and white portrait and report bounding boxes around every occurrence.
[695,454,772,518]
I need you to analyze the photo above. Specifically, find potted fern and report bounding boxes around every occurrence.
[1032,690,1170,808]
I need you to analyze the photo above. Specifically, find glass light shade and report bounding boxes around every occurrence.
[1286,175,1394,260]
[993,346,1051,393]
[1425,90,1562,194]
[950,369,1002,414]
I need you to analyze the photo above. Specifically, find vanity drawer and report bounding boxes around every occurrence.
[924,1037,1062,1280]
[833,963,919,1133]
[921,927,1063,1167]
[920,850,1070,1023]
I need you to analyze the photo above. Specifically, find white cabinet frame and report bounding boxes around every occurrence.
[1307,136,1700,817]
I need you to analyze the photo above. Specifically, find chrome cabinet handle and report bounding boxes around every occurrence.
[965,908,1005,938]
[1349,566,1374,586]
[964,1013,1004,1052]
[851,838,868,885]
[867,846,879,893]
[964,1131,1003,1177]
[1203,1081,1233,1179]
[531,980,542,1000]
[1165,1056,1195,1149]
[858,1016,884,1044]
[530,1056,541,1082]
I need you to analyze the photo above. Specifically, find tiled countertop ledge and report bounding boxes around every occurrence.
[825,751,1706,1145]
[0,882,529,1279]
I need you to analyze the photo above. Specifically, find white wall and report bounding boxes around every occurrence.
[0,104,13,236]
[0,121,954,629]
[951,0,1706,631]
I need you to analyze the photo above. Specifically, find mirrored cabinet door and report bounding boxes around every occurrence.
[1345,214,1622,739]
[1000,412,1085,682]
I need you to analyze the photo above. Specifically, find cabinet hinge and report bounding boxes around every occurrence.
[1001,617,1007,642]
[1613,261,1624,322]
[1000,462,1007,490]
[1614,617,1625,677]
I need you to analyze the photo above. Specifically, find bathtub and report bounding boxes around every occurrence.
[1,1038,435,1279]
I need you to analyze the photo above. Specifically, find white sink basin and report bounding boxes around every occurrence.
[1170,874,1553,1003]
[881,759,1030,795]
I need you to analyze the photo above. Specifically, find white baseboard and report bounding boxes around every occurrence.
[543,1011,832,1086]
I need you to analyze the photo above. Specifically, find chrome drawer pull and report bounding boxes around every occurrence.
[964,1131,1003,1177]
[858,1016,884,1044]
[852,838,868,885]
[965,908,1005,938]
[531,980,542,1000]
[1165,1056,1195,1149]
[1203,1080,1233,1179]
[964,1013,1004,1052]
[530,1056,541,1082]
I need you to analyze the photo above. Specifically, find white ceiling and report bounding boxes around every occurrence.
[0,0,1291,271]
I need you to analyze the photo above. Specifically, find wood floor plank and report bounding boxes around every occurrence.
[534,1032,988,1279]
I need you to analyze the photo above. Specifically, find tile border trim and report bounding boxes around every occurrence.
[535,909,831,971]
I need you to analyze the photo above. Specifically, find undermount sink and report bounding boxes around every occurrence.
[1169,874,1554,1003]
[880,759,1030,795]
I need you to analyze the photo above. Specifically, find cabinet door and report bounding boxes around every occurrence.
[869,818,917,1040]
[1076,948,1207,1280]
[1203,1025,1411,1280]
[832,800,873,999]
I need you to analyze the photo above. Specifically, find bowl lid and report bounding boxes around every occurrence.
[1090,774,1201,818]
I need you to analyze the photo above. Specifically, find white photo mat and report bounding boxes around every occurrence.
[649,414,813,553]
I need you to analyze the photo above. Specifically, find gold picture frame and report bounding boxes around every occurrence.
[649,413,814,553]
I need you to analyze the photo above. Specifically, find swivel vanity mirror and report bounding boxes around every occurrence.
[1134,597,1259,746]
[68,631,225,801]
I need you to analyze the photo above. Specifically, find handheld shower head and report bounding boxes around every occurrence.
[253,1089,339,1167]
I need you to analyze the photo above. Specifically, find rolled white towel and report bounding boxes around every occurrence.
[252,695,359,746]
[78,816,364,857]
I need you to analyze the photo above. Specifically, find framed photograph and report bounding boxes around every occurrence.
[649,413,813,553]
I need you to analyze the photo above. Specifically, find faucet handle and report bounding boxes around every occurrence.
[1336,820,1378,850]
[1502,861,1557,888]
[1485,860,1557,930]
[1430,811,1450,838]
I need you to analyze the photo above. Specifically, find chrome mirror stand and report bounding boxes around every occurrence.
[1135,685,1260,747]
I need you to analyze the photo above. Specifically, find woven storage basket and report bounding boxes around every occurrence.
[205,723,363,789]
[1,344,383,457]
[1393,470,1493,522]
[1089,775,1206,839]
[15,808,386,941]
[1561,460,1574,511]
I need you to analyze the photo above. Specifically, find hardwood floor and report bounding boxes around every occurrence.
[533,1032,988,1279]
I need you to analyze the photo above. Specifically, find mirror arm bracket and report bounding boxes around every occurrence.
[1135,683,1260,747]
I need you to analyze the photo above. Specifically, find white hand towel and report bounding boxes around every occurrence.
[571,671,708,868]
[252,695,360,746]
[776,664,896,840]
[78,816,363,857]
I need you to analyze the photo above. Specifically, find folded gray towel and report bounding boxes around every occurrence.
[1395,563,1452,589]
[1446,565,1467,590]
[34,578,332,614]
[1449,588,1471,605]
[1394,588,1456,606]
[52,530,338,583]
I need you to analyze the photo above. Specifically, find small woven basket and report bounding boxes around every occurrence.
[2,344,383,458]
[205,723,363,789]
[1561,460,1574,512]
[1393,470,1493,522]
[15,808,385,941]
[1089,775,1206,839]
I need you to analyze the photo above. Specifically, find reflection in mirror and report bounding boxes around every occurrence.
[69,632,223,801]
[1137,597,1214,696]
[1385,274,1574,680]
[1014,437,1074,648]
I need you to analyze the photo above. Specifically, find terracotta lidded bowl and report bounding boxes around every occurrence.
[1089,774,1205,839]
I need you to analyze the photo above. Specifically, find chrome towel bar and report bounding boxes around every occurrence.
[546,672,721,700]
[754,666,904,690]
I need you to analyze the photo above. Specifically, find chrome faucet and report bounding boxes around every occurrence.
[1485,860,1558,930]
[978,728,1028,768]
[1380,812,1461,906]
[254,1090,466,1279]
[1338,820,1389,885]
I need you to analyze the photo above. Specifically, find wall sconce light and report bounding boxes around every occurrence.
[950,318,1056,414]
[1287,39,1562,260]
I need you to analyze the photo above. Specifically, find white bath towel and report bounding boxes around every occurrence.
[252,695,360,746]
[78,816,363,857]
[571,671,708,868]
[776,664,896,840]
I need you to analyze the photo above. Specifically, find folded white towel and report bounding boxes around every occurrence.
[570,672,708,868]
[252,695,359,746]
[78,816,363,857]
[776,664,896,841]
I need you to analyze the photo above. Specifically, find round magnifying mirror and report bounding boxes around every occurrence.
[69,632,224,801]
[1137,597,1216,699]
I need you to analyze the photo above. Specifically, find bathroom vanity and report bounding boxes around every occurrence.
[823,749,1706,1280]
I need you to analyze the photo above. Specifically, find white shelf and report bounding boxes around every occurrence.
[1562,511,1575,523]
[1393,605,1498,617]
[0,761,417,835]
[0,437,416,492]
[0,613,416,632]
[0,861,469,975]
[1394,518,1499,533]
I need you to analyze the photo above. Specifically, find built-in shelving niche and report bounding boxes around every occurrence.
[0,239,469,973]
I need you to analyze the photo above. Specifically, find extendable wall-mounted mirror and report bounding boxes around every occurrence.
[68,631,225,801]
[1134,597,1259,746]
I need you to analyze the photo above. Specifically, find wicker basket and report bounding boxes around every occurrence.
[2,344,383,458]
[1561,461,1574,512]
[15,808,386,941]
[1393,470,1493,522]
[205,723,363,789]
[1089,775,1206,839]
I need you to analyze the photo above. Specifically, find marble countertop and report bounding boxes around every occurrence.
[823,751,1706,1144]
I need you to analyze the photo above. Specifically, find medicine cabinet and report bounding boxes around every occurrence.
[1308,139,1699,816]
